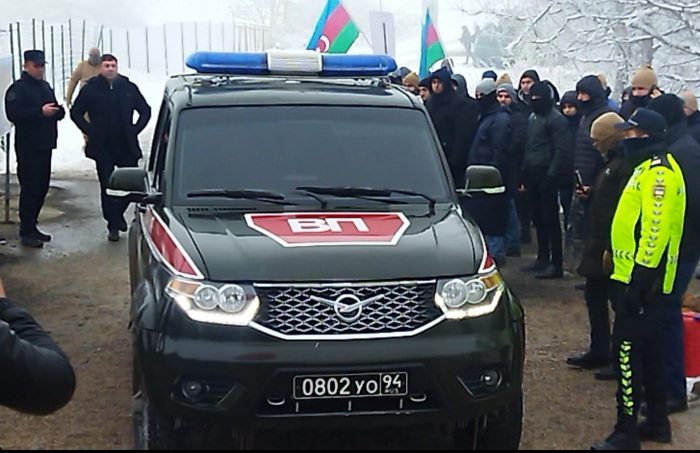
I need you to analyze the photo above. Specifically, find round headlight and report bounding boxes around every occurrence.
[193,285,220,311]
[218,285,248,314]
[466,280,488,305]
[442,279,469,308]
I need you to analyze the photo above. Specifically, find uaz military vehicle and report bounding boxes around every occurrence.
[108,51,525,450]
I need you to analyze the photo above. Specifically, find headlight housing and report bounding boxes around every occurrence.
[166,278,260,326]
[435,270,505,319]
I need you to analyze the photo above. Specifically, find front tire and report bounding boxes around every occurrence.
[453,394,523,450]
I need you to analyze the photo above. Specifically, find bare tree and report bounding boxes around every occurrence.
[462,0,700,94]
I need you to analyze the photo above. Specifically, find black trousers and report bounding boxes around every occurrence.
[611,282,668,435]
[559,184,574,230]
[585,277,612,360]
[95,149,139,232]
[16,148,52,237]
[527,174,563,267]
[516,189,531,241]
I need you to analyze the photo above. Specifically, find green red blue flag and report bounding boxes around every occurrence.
[419,10,446,79]
[307,0,360,54]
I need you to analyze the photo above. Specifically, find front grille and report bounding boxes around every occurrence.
[254,282,442,338]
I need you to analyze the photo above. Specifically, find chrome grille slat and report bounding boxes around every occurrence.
[254,282,442,337]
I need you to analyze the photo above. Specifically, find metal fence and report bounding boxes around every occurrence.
[1,19,271,100]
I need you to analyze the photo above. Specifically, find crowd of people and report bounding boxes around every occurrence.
[401,62,700,450]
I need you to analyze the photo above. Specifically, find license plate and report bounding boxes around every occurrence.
[293,372,408,400]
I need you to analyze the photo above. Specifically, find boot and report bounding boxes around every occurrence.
[641,397,688,417]
[21,235,44,248]
[638,419,672,444]
[567,352,609,370]
[108,230,121,243]
[591,431,641,450]
[119,219,129,233]
[595,365,618,382]
[536,265,564,280]
[521,259,549,273]
[34,228,52,243]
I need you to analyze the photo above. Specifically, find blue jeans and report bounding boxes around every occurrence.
[661,252,700,400]
[486,236,506,261]
[506,197,521,253]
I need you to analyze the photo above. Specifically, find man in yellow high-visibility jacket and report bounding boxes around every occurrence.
[592,108,686,451]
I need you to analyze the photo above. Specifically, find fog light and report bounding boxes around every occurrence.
[482,370,503,391]
[183,380,205,400]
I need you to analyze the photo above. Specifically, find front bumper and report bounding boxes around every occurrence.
[135,290,525,430]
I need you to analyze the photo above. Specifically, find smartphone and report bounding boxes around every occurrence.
[575,171,585,190]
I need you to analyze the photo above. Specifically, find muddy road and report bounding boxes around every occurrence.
[0,179,697,450]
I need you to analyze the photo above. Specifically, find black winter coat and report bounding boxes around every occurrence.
[426,92,478,188]
[667,123,700,258]
[575,101,612,186]
[508,102,529,188]
[4,72,65,151]
[522,107,571,184]
[468,105,513,188]
[577,148,632,278]
[71,75,151,161]
[0,298,76,417]
[687,111,700,146]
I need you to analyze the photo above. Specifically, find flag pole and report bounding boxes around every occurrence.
[339,0,373,51]
[429,7,453,72]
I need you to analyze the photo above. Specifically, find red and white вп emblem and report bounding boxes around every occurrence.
[245,213,410,247]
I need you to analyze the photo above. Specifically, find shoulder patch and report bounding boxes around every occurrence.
[649,153,672,169]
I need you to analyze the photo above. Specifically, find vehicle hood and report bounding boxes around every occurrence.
[174,206,484,283]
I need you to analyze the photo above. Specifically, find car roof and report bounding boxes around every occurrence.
[164,74,421,110]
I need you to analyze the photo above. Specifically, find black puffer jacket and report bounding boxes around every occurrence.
[667,122,700,258]
[0,298,76,416]
[508,101,529,189]
[560,91,582,185]
[577,147,632,278]
[71,74,152,161]
[522,105,571,184]
[426,68,479,188]
[574,76,613,186]
[688,110,700,146]
[4,72,65,151]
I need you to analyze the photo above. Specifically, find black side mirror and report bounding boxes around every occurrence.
[107,168,161,205]
[460,166,506,197]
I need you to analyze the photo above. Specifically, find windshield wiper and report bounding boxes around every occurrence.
[187,189,295,206]
[296,186,437,215]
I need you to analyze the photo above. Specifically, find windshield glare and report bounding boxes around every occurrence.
[173,106,451,204]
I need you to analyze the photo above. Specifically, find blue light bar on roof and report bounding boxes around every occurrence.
[185,51,398,78]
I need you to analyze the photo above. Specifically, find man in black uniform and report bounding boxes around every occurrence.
[0,275,76,422]
[70,55,151,242]
[4,50,65,248]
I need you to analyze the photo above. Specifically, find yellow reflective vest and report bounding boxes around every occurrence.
[611,152,686,294]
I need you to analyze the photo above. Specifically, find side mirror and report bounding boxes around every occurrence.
[460,165,506,197]
[107,168,161,205]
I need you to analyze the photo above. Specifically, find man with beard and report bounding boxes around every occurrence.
[518,69,540,113]
[620,65,662,120]
[466,79,512,266]
[425,67,478,189]
[521,82,570,279]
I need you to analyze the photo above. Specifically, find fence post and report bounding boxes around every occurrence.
[81,20,86,60]
[16,22,22,76]
[98,25,104,54]
[145,28,150,73]
[180,23,185,72]
[195,22,199,51]
[110,29,113,54]
[41,20,46,51]
[61,25,66,96]
[51,26,55,90]
[163,25,169,76]
[69,19,73,71]
[126,30,131,68]
[32,18,36,48]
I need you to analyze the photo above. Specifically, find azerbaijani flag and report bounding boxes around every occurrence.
[307,0,360,54]
[419,9,446,79]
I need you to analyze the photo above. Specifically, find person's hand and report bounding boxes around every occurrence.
[576,185,591,200]
[518,184,526,193]
[651,88,662,99]
[603,251,613,275]
[42,103,60,117]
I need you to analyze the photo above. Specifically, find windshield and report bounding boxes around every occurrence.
[172,106,452,205]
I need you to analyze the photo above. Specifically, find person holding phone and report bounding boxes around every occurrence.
[620,65,663,120]
[567,112,631,382]
[4,50,65,248]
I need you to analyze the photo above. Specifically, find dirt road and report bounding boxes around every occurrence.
[0,178,697,450]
